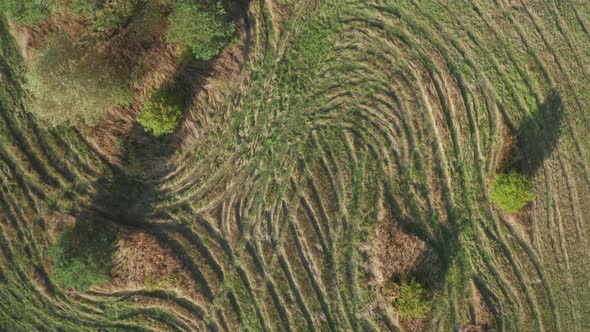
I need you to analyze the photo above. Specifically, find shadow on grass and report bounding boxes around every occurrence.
[513,90,563,175]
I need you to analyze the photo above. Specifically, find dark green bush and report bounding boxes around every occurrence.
[48,221,115,292]
[138,90,183,136]
[490,172,535,213]
[166,0,235,60]
[396,280,432,320]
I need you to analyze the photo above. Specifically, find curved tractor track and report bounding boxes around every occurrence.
[1,0,589,331]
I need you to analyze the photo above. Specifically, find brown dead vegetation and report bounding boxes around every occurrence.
[371,218,427,284]
[370,207,441,287]
[10,13,90,59]
[109,230,195,296]
[269,0,295,36]
[403,318,428,332]
[369,206,443,331]
[463,282,495,332]
[495,116,523,174]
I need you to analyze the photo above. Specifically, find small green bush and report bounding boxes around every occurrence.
[396,280,431,320]
[48,221,115,292]
[490,172,535,213]
[137,90,183,136]
[94,0,138,33]
[166,0,235,60]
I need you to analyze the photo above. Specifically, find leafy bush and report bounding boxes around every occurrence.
[0,0,51,24]
[25,35,133,126]
[490,172,535,213]
[137,90,183,136]
[69,0,138,33]
[48,221,115,292]
[396,280,432,320]
[166,0,235,60]
[95,0,138,33]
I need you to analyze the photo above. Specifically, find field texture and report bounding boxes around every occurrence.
[1,0,590,330]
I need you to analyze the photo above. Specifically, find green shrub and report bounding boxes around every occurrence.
[137,90,183,136]
[0,0,51,24]
[69,0,138,33]
[48,221,115,292]
[490,172,535,213]
[94,0,138,33]
[166,0,235,60]
[25,35,132,126]
[68,0,100,17]
[396,280,431,320]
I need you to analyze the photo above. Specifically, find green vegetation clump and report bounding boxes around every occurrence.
[94,0,138,33]
[396,280,432,320]
[138,90,183,136]
[0,1,51,24]
[26,35,132,126]
[1,0,137,31]
[48,221,115,292]
[166,0,235,60]
[68,0,138,33]
[145,273,176,290]
[490,172,535,213]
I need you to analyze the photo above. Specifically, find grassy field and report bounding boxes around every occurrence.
[1,0,590,330]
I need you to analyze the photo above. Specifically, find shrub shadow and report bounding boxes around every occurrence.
[515,90,563,175]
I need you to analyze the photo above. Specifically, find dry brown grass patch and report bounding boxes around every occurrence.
[462,282,496,332]
[370,212,432,285]
[110,231,192,293]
